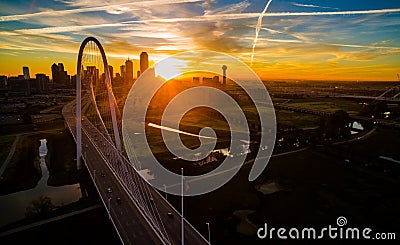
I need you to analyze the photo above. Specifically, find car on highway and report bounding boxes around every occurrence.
[107,187,112,193]
[116,197,122,204]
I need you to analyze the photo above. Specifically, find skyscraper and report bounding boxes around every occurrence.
[51,63,70,86]
[58,63,64,72]
[23,66,30,80]
[86,66,99,84]
[0,76,7,89]
[108,65,114,82]
[51,63,58,82]
[125,59,133,83]
[140,52,149,75]
[120,65,126,80]
[212,75,219,85]
[35,74,49,92]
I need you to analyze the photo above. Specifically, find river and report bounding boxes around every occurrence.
[0,139,82,227]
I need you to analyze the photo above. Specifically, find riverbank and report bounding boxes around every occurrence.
[0,203,120,245]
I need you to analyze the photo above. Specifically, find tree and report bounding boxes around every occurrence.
[358,101,388,119]
[372,101,388,119]
[25,196,54,218]
[320,110,351,139]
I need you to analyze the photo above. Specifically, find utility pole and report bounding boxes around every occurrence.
[206,222,211,244]
[181,168,184,245]
[164,184,167,200]
[108,197,112,219]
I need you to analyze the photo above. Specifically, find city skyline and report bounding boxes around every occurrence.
[0,0,400,81]
[1,29,400,244]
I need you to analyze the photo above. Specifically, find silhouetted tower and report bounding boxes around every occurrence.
[222,65,227,86]
[51,63,70,86]
[51,63,58,82]
[140,52,149,75]
[120,65,126,80]
[125,58,133,83]
[23,66,30,80]
[58,63,64,72]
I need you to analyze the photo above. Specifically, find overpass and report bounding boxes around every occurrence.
[336,94,400,102]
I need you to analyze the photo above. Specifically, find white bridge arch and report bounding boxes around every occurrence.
[76,37,122,169]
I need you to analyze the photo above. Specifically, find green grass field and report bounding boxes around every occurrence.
[275,110,320,129]
[286,98,363,115]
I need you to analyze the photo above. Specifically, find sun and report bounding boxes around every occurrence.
[155,57,188,80]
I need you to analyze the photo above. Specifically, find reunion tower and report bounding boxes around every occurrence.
[222,65,227,86]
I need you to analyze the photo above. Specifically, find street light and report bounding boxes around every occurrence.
[206,222,211,244]
[181,168,184,245]
[108,197,112,219]
[84,151,87,165]
[163,184,167,200]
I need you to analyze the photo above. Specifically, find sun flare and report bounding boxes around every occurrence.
[155,57,188,80]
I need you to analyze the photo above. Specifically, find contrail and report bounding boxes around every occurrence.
[251,0,273,66]
[2,8,400,36]
[292,2,339,10]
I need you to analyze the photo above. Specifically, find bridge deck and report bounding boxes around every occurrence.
[63,100,209,245]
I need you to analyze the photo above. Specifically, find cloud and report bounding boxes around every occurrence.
[253,37,400,50]
[1,0,399,81]
[3,4,399,65]
[0,0,202,22]
[0,34,78,54]
[3,7,400,36]
[328,48,400,64]
[3,5,400,24]
[200,0,216,9]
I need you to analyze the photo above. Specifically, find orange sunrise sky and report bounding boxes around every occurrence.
[0,0,399,81]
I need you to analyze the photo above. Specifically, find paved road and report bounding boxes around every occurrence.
[0,204,102,237]
[63,100,208,245]
[81,126,161,244]
[0,134,20,178]
[64,102,162,244]
[333,126,378,145]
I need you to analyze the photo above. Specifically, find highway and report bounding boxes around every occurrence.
[63,100,209,245]
[0,134,20,178]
